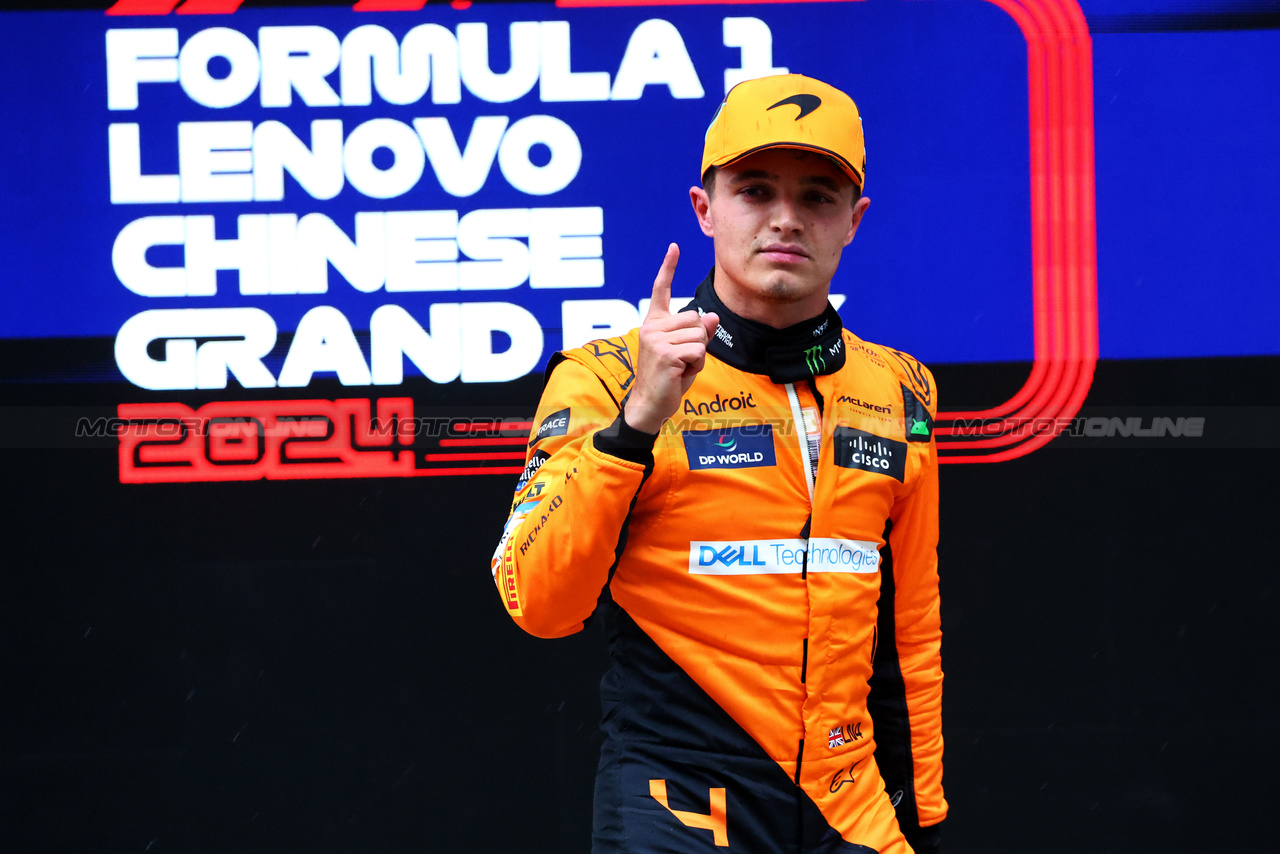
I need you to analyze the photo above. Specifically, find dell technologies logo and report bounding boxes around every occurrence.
[688,538,882,575]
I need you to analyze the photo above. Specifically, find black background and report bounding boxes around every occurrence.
[3,352,1278,853]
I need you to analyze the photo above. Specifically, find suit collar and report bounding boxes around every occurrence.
[684,269,847,384]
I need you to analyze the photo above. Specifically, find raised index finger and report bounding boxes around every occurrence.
[646,243,679,321]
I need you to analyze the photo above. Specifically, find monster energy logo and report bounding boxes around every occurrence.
[804,345,826,375]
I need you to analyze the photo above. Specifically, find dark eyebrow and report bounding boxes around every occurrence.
[727,169,776,183]
[727,170,841,193]
[802,176,841,193]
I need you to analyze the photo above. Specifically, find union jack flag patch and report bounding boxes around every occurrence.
[828,728,845,749]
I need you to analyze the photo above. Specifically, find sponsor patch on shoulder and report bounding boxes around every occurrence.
[902,384,933,442]
[515,449,550,492]
[832,427,906,481]
[682,425,776,470]
[530,408,570,446]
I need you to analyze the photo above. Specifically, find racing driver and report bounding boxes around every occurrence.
[491,73,945,853]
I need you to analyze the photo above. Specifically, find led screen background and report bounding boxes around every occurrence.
[2,0,1276,373]
[2,0,1037,371]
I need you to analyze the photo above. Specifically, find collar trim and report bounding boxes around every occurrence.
[684,270,847,384]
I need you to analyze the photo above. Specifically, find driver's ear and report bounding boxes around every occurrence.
[844,195,871,246]
[690,186,714,237]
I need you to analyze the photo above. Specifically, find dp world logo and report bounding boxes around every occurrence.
[683,425,776,471]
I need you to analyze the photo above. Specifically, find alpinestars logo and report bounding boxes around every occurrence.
[585,338,636,391]
[832,426,906,481]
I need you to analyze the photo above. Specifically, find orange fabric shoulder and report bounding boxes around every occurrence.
[558,332,641,409]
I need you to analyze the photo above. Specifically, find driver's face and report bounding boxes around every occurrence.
[690,148,869,328]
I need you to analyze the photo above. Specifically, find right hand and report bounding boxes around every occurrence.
[624,244,720,435]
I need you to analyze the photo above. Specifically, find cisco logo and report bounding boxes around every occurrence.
[832,427,906,481]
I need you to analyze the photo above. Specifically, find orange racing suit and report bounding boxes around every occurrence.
[492,274,946,853]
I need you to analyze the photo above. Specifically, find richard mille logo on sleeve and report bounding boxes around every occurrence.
[832,426,906,481]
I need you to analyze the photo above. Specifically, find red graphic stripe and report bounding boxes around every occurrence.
[116,399,537,481]
[352,0,428,10]
[105,0,182,14]
[439,437,530,447]
[558,0,855,6]
[932,0,1097,462]
[414,466,526,477]
[451,421,534,433]
[175,0,244,13]
[422,452,527,462]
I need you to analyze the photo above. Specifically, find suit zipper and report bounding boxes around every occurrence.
[787,381,816,787]
[784,382,816,504]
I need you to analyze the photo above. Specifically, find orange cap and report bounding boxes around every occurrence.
[701,74,866,191]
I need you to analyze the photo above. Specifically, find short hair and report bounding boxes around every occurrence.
[701,166,719,199]
[701,163,862,206]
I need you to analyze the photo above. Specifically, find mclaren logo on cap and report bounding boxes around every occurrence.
[768,94,822,120]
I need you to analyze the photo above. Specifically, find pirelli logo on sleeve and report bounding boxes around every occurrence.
[832,427,906,481]
[497,538,522,616]
[491,497,541,616]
